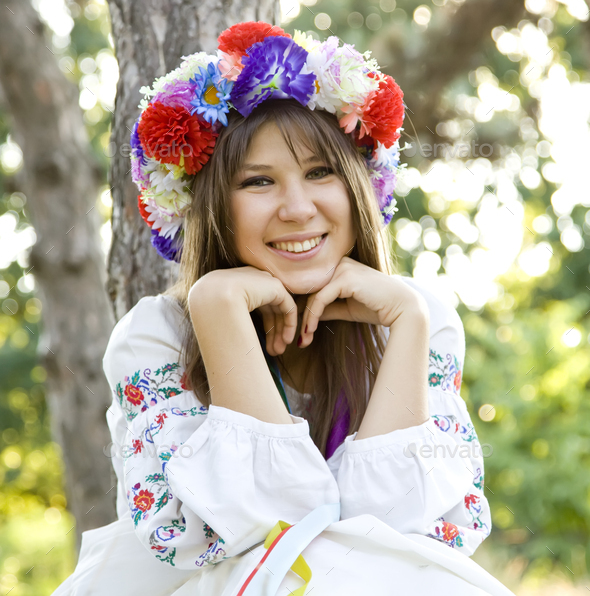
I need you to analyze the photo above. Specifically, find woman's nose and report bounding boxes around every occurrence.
[278,181,318,221]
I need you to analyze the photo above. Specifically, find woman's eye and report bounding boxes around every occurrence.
[307,167,333,179]
[240,177,272,187]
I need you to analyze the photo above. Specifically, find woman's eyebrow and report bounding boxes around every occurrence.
[240,155,323,171]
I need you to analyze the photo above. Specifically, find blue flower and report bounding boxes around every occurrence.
[151,227,183,263]
[231,36,316,117]
[189,62,233,126]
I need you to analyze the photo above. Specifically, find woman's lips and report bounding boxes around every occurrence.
[267,233,327,261]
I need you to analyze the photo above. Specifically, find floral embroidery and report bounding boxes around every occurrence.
[473,466,484,491]
[132,438,143,454]
[149,518,186,565]
[464,487,491,538]
[115,361,186,422]
[125,383,143,406]
[203,522,216,539]
[432,413,478,442]
[117,360,232,567]
[180,370,192,390]
[428,348,462,395]
[171,405,207,417]
[134,489,154,512]
[128,468,173,527]
[195,538,228,567]
[148,518,227,567]
[427,518,464,549]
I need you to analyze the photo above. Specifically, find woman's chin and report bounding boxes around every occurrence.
[278,271,332,296]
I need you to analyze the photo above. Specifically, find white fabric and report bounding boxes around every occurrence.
[52,274,515,596]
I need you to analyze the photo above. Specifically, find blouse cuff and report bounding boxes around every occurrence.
[207,404,309,438]
[343,417,436,454]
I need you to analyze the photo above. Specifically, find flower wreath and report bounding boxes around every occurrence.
[130,21,408,263]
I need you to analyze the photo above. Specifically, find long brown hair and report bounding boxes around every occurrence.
[164,98,398,457]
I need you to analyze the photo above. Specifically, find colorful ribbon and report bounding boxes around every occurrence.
[237,521,312,596]
[236,502,340,596]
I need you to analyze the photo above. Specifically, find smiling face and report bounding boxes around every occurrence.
[230,121,357,297]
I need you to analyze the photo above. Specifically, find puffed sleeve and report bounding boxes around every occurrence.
[103,295,340,569]
[334,276,491,556]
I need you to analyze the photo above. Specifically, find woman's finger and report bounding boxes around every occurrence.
[301,278,353,347]
[259,305,277,356]
[283,301,297,346]
[274,304,285,355]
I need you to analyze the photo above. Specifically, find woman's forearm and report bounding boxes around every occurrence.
[355,307,430,441]
[188,293,293,424]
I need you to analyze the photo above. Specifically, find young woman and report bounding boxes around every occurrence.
[52,22,515,596]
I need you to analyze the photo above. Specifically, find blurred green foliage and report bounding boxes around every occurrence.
[1,0,589,593]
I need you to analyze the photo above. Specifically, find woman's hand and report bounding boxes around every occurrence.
[299,257,428,347]
[188,266,297,357]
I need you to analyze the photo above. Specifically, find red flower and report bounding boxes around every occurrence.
[465,493,479,509]
[454,369,462,392]
[137,102,217,175]
[125,384,143,406]
[132,439,143,454]
[137,194,153,227]
[134,489,155,512]
[218,21,291,58]
[441,521,459,542]
[351,126,376,153]
[362,74,404,148]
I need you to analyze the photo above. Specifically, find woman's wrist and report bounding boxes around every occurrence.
[188,285,293,425]
[356,307,430,441]
[389,291,430,330]
[188,275,247,320]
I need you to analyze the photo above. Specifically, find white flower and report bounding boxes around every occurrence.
[373,140,401,169]
[293,30,321,52]
[141,198,184,239]
[140,159,192,237]
[179,52,216,78]
[137,52,216,108]
[303,37,380,114]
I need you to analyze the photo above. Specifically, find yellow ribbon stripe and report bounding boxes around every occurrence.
[264,520,312,596]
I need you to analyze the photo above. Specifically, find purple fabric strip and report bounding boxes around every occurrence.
[325,327,368,460]
[325,387,351,460]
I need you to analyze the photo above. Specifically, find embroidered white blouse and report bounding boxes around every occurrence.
[52,274,515,596]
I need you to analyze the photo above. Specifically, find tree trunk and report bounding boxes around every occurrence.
[0,0,116,551]
[106,0,280,319]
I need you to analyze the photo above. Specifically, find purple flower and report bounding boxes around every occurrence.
[151,227,183,263]
[231,36,316,117]
[152,80,197,112]
[130,119,150,189]
[380,197,397,226]
[368,160,399,227]
[130,119,147,165]
[371,164,397,211]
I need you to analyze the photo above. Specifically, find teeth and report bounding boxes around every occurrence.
[270,235,324,253]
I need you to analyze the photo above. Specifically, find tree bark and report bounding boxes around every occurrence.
[106,0,280,320]
[0,0,116,551]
